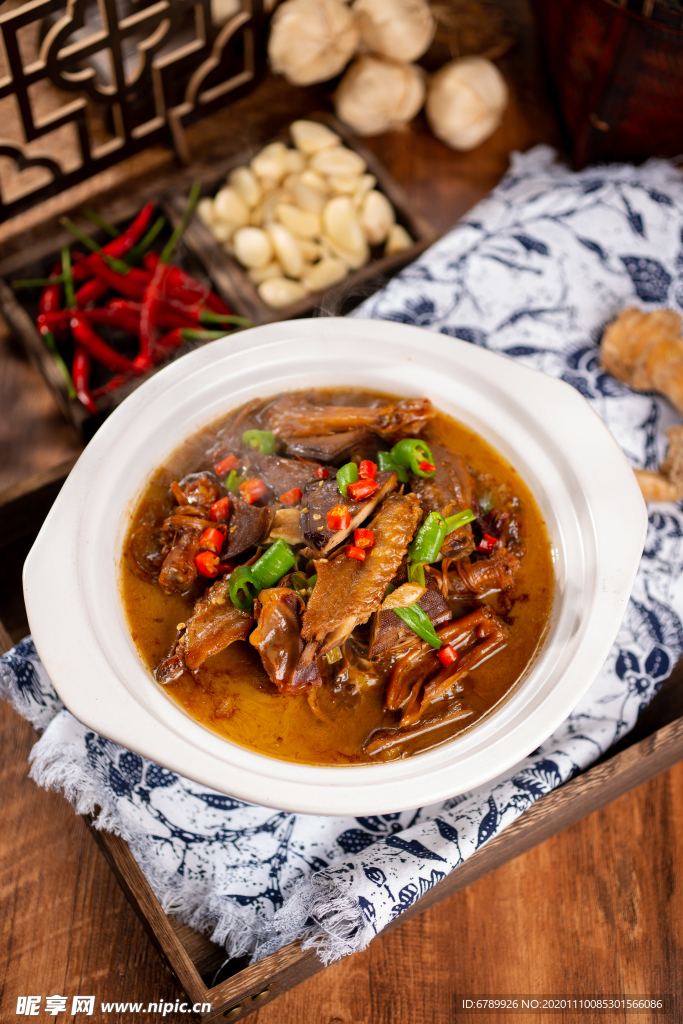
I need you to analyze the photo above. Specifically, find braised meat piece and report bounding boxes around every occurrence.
[369,577,452,656]
[157,576,254,681]
[380,606,508,731]
[158,513,214,594]
[249,588,322,694]
[443,548,521,597]
[179,472,222,507]
[411,439,475,557]
[264,395,434,438]
[301,492,422,660]
[282,429,375,464]
[244,451,320,498]
[223,495,274,559]
[301,470,398,553]
[364,698,474,755]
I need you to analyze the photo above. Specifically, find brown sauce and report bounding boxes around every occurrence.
[121,391,554,766]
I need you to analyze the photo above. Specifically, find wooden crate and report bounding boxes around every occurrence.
[164,113,436,326]
[2,461,683,1022]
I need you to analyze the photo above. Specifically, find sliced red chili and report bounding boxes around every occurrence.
[198,527,224,555]
[314,466,330,479]
[358,460,377,479]
[217,561,236,574]
[418,461,436,473]
[477,533,498,553]
[209,497,231,522]
[347,479,379,501]
[239,478,267,504]
[214,454,239,476]
[327,504,351,531]
[195,551,220,578]
[437,644,458,668]
[345,545,366,561]
[280,487,303,506]
[353,528,374,549]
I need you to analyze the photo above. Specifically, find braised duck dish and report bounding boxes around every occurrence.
[122,390,553,764]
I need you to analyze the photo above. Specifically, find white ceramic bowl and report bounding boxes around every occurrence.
[24,318,647,815]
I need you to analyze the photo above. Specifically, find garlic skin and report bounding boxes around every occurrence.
[426,56,508,151]
[268,0,359,86]
[335,55,425,136]
[353,0,435,63]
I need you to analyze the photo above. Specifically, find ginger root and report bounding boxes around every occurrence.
[601,307,683,416]
[634,426,683,502]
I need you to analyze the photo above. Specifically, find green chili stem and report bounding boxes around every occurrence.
[201,310,253,329]
[337,461,359,497]
[251,539,297,589]
[59,218,131,275]
[61,246,76,310]
[83,208,119,238]
[160,182,201,264]
[127,215,166,263]
[12,276,67,289]
[392,604,442,649]
[242,429,276,454]
[42,329,77,398]
[182,329,226,341]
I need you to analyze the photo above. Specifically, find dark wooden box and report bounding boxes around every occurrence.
[2,461,683,1022]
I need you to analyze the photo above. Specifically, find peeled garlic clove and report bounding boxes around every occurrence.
[251,142,289,183]
[353,173,377,207]
[323,196,368,256]
[360,189,395,244]
[258,277,308,308]
[213,187,250,230]
[211,221,235,243]
[276,203,322,239]
[299,239,324,261]
[292,179,327,213]
[260,188,288,224]
[335,55,425,136]
[197,197,216,227]
[384,222,412,254]
[248,260,283,284]
[283,149,306,175]
[426,57,508,151]
[267,223,305,278]
[311,145,366,177]
[228,166,262,208]
[323,236,370,270]
[232,226,274,268]
[353,0,435,63]
[303,257,348,291]
[290,119,341,154]
[268,0,359,86]
[328,174,361,195]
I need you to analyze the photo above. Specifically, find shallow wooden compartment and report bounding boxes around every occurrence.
[2,461,683,1022]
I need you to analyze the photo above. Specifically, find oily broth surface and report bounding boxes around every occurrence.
[121,391,554,765]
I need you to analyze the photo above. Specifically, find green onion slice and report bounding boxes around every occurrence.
[224,469,245,493]
[242,429,276,454]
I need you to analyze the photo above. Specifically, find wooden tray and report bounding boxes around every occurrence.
[163,113,436,326]
[3,461,683,1022]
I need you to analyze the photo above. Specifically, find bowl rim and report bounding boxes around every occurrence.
[23,318,647,815]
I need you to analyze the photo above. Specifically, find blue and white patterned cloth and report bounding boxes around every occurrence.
[3,146,683,965]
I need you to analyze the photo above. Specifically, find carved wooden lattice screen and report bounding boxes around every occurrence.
[0,0,266,220]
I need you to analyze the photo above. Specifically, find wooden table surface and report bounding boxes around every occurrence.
[1,4,682,1021]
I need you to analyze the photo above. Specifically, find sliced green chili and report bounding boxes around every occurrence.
[391,438,435,477]
[408,511,447,564]
[307,573,318,588]
[224,469,245,493]
[251,539,297,589]
[290,571,311,597]
[337,461,358,497]
[392,604,442,649]
[242,429,276,454]
[229,565,261,611]
[443,509,476,535]
[376,450,408,483]
[407,561,426,587]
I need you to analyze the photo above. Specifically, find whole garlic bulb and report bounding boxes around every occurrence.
[335,55,425,136]
[353,0,435,63]
[426,56,508,151]
[268,0,359,86]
